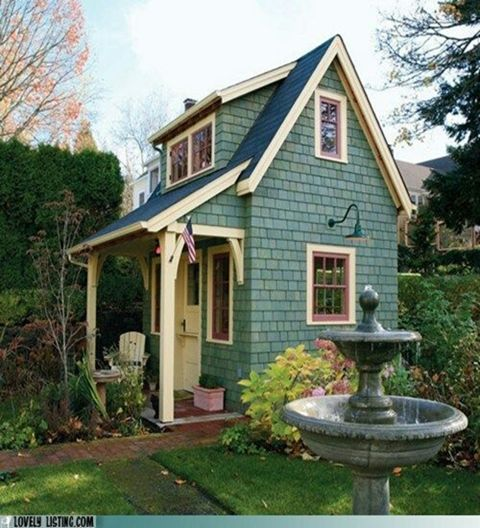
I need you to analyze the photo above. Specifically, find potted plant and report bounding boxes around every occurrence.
[193,374,225,411]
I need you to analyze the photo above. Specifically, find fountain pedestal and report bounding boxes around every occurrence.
[283,285,468,515]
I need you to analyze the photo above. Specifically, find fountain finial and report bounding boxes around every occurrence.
[356,285,384,333]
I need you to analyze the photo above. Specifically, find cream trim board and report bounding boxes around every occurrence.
[68,221,147,255]
[146,159,250,233]
[306,243,356,326]
[314,88,348,163]
[206,244,234,345]
[168,222,245,240]
[150,256,161,335]
[219,61,296,103]
[165,114,216,189]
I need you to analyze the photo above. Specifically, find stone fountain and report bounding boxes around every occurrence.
[283,285,468,515]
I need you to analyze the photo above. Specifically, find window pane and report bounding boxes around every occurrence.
[153,263,161,333]
[328,103,337,123]
[325,258,335,285]
[192,124,212,174]
[170,139,188,183]
[314,256,324,284]
[332,288,345,314]
[335,259,345,285]
[187,263,200,306]
[321,122,337,153]
[212,253,229,340]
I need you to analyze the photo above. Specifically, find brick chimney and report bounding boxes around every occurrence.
[184,98,197,111]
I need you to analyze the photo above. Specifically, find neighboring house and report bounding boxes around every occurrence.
[70,35,413,422]
[131,154,161,210]
[396,157,479,249]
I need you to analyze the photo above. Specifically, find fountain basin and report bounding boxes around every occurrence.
[283,395,467,471]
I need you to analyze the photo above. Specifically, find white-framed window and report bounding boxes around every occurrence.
[149,167,160,193]
[151,257,161,335]
[306,244,356,325]
[206,244,233,344]
[138,191,145,206]
[166,114,215,187]
[314,88,348,163]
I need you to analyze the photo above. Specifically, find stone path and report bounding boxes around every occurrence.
[102,458,227,515]
[0,419,230,472]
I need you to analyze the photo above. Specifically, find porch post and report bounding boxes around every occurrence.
[86,253,99,370]
[159,230,176,422]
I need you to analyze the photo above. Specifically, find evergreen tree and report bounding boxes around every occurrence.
[378,1,480,229]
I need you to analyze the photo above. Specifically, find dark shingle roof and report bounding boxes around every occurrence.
[81,36,336,246]
[418,156,455,174]
[82,163,236,243]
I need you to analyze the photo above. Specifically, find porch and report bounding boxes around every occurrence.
[76,220,245,424]
[142,391,242,427]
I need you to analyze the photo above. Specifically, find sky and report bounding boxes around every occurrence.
[82,0,450,165]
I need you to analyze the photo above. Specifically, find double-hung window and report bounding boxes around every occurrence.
[315,89,347,163]
[306,244,355,325]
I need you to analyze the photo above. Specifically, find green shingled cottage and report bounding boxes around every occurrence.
[70,35,413,422]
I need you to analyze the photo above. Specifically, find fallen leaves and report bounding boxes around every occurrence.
[174,479,187,486]
[392,467,402,477]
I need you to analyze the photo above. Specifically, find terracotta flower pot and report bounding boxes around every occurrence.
[193,385,225,412]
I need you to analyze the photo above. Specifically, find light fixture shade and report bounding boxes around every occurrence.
[154,241,161,255]
[345,222,368,241]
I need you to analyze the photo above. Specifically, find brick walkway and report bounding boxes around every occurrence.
[0,419,229,472]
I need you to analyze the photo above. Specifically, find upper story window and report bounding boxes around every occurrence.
[167,115,215,187]
[314,89,348,163]
[149,167,159,193]
[306,244,355,325]
[139,191,145,206]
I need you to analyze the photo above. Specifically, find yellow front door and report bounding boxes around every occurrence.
[175,252,201,391]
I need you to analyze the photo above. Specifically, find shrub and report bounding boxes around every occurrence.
[199,373,221,389]
[0,401,47,450]
[239,342,356,448]
[398,273,480,469]
[220,423,265,455]
[106,369,145,435]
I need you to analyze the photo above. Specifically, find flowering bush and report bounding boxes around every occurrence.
[237,341,356,449]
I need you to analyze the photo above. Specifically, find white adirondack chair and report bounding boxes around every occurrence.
[106,331,149,374]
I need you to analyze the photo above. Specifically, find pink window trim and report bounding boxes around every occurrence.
[319,96,341,160]
[212,252,230,341]
[311,251,349,322]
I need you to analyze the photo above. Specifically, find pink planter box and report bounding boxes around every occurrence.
[193,385,225,412]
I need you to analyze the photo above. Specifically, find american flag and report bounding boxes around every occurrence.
[182,217,196,264]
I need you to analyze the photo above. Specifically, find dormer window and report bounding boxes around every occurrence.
[314,89,347,163]
[167,115,215,187]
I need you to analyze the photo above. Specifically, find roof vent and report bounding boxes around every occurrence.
[183,98,197,111]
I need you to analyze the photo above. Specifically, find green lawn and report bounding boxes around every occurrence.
[0,461,135,515]
[1,446,478,515]
[153,446,480,515]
